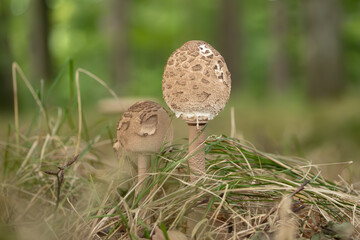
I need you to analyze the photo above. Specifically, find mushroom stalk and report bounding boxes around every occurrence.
[188,123,206,182]
[137,154,150,188]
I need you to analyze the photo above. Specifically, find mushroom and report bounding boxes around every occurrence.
[162,40,231,182]
[113,100,173,189]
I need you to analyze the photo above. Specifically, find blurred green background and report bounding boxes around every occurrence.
[1,0,360,101]
[1,0,360,180]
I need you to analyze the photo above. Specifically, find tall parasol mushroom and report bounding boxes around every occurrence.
[162,40,231,182]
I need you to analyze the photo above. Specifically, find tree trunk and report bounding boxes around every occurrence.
[302,0,344,99]
[219,0,242,89]
[29,0,52,81]
[108,0,130,93]
[0,0,14,109]
[269,0,290,93]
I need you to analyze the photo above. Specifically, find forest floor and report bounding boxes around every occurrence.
[1,68,359,239]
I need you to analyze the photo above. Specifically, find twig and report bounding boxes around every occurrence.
[290,180,310,198]
[44,155,79,209]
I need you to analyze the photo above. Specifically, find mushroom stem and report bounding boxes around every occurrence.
[137,154,150,189]
[188,123,206,182]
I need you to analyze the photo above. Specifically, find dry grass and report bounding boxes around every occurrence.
[0,63,359,239]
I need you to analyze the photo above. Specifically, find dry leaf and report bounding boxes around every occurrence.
[152,226,188,240]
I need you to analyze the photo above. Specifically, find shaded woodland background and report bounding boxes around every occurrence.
[1,0,360,181]
[1,0,360,107]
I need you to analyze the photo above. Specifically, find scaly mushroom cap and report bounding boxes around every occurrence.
[115,101,173,154]
[162,40,231,124]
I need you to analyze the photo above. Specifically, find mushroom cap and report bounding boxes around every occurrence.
[115,100,173,154]
[162,40,231,124]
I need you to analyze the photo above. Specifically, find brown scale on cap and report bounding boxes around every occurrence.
[114,100,173,154]
[162,40,231,124]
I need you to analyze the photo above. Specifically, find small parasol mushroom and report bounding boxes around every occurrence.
[113,100,173,189]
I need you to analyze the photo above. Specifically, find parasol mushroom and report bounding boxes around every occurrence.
[162,40,231,182]
[113,100,173,189]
